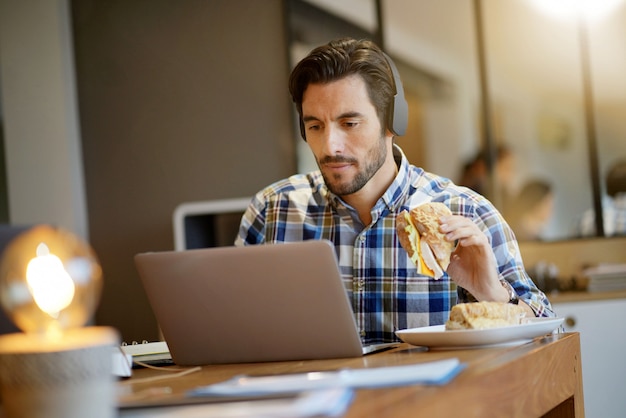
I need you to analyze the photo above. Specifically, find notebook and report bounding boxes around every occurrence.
[134,240,398,366]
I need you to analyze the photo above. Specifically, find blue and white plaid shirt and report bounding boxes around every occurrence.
[236,145,555,344]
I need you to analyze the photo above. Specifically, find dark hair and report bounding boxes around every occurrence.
[473,144,512,167]
[606,160,626,197]
[288,38,395,137]
[515,180,553,212]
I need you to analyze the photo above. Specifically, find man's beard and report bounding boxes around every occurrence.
[318,137,387,196]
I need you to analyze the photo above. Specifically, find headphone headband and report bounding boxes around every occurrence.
[382,52,408,137]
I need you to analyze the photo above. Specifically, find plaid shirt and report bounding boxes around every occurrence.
[236,146,555,344]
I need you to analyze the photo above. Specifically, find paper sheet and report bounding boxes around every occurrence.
[119,389,353,418]
[189,358,464,397]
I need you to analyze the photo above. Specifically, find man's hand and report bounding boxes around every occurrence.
[439,214,535,316]
[439,215,507,302]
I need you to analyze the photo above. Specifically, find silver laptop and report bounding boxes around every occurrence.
[134,240,397,366]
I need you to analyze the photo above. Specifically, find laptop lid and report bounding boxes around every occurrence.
[134,240,366,366]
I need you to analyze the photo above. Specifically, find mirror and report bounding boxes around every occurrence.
[288,0,626,241]
[583,1,626,237]
[478,0,594,241]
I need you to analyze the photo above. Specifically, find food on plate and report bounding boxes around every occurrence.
[445,301,527,330]
[396,202,454,279]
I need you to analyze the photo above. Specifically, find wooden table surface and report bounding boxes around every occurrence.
[119,332,583,417]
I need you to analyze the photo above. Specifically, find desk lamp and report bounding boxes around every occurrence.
[0,225,119,418]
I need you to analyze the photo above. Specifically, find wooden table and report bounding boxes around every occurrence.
[119,332,583,417]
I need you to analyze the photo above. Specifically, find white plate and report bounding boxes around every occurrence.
[395,317,564,349]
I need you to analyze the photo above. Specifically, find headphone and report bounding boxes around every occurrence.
[383,52,409,137]
[298,52,409,139]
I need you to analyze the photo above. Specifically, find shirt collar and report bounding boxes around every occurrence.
[380,144,413,212]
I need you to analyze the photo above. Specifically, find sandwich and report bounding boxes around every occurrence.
[396,202,454,279]
[445,301,526,330]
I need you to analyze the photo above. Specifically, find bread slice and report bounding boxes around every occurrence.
[409,202,454,269]
[445,301,526,330]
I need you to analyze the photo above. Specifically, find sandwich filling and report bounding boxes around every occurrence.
[399,209,445,279]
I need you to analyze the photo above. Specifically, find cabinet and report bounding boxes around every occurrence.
[553,297,626,418]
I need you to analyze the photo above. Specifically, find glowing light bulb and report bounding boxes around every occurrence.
[26,243,76,319]
[529,0,624,21]
[0,225,102,337]
[0,225,118,418]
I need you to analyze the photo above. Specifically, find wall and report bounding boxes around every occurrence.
[0,0,88,239]
[71,0,294,342]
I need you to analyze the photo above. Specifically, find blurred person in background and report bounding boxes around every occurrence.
[508,179,555,241]
[579,159,626,237]
[458,145,516,216]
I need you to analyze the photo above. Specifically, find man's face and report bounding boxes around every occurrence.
[301,75,391,197]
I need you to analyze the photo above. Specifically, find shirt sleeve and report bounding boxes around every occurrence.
[452,194,556,318]
[235,191,267,246]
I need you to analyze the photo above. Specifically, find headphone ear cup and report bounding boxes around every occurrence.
[390,89,408,136]
[382,53,408,136]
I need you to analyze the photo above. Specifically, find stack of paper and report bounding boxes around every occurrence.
[189,358,464,397]
[119,388,354,418]
[118,358,464,417]
[582,263,626,292]
[120,341,172,366]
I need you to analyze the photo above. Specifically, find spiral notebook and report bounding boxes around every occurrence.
[134,240,398,366]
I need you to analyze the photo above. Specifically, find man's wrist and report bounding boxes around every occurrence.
[499,279,519,304]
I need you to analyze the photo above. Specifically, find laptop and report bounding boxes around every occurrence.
[134,240,398,366]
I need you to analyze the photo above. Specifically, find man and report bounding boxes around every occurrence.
[236,38,554,344]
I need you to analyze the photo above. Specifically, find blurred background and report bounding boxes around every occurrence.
[1,0,625,342]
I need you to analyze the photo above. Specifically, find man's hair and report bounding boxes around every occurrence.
[288,38,395,138]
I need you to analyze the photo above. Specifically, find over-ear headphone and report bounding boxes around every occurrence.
[297,51,409,139]
[383,52,408,137]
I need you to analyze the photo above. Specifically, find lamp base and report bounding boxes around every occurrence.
[0,326,119,418]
